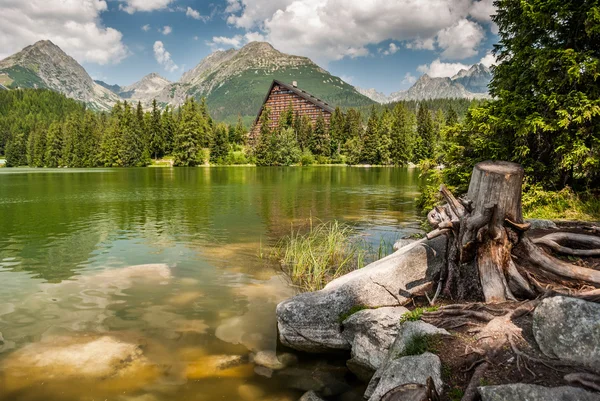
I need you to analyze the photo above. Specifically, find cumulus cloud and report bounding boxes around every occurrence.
[161,26,172,35]
[221,0,495,64]
[479,51,497,67]
[382,43,399,56]
[0,0,127,65]
[436,19,485,59]
[141,24,151,32]
[417,59,470,77]
[401,72,417,85]
[469,0,496,23]
[119,0,173,14]
[153,41,178,72]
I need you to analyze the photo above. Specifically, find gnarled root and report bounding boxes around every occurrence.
[564,372,600,392]
[533,232,600,256]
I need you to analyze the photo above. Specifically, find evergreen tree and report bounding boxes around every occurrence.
[148,99,165,159]
[173,98,202,167]
[311,112,330,157]
[389,103,415,166]
[297,115,313,152]
[378,108,393,165]
[45,122,63,167]
[414,103,434,161]
[161,105,175,154]
[100,102,123,167]
[279,102,294,130]
[254,107,274,166]
[446,106,459,126]
[62,112,83,167]
[210,123,229,164]
[5,132,27,167]
[233,116,246,145]
[361,107,381,164]
[330,107,346,157]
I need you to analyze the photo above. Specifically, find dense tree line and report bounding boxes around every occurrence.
[2,94,248,168]
[253,101,453,166]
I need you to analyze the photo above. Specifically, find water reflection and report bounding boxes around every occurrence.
[0,167,421,400]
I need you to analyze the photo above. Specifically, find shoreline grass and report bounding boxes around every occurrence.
[272,219,396,292]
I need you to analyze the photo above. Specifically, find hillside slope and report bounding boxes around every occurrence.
[155,42,374,122]
[0,40,120,111]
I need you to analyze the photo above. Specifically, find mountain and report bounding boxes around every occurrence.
[356,63,492,104]
[0,40,120,111]
[355,87,389,104]
[155,42,373,121]
[451,63,492,93]
[94,80,122,94]
[118,73,171,102]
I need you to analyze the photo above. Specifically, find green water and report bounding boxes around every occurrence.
[0,167,421,401]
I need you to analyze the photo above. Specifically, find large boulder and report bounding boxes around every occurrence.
[341,306,409,376]
[478,384,600,401]
[533,296,600,372]
[366,353,443,401]
[365,321,449,397]
[276,237,447,352]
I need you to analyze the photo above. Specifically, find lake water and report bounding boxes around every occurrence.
[0,167,421,401]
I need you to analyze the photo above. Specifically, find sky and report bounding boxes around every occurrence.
[0,0,498,95]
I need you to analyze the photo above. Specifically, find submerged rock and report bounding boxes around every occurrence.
[276,237,447,352]
[1,335,158,392]
[185,354,251,379]
[366,353,443,401]
[299,391,327,401]
[341,306,408,375]
[252,350,298,370]
[478,383,600,401]
[533,296,600,372]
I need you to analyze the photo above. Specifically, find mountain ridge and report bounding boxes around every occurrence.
[356,63,492,103]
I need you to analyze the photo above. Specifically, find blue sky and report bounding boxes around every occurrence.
[0,0,498,95]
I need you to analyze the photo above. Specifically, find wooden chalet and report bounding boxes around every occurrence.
[250,80,334,141]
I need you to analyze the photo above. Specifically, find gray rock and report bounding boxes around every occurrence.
[254,365,273,378]
[299,391,326,401]
[533,296,600,372]
[364,321,449,397]
[387,321,449,359]
[526,219,558,230]
[393,239,417,251]
[252,350,298,370]
[342,307,409,374]
[478,383,600,401]
[366,353,443,401]
[276,236,447,352]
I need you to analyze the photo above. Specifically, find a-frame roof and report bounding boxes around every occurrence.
[253,80,335,126]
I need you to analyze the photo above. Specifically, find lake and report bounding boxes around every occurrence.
[0,167,422,401]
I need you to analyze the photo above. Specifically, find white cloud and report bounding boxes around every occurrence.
[0,0,128,65]
[382,43,399,56]
[401,72,417,85]
[469,0,496,23]
[436,19,485,59]
[222,0,493,64]
[406,37,436,51]
[479,51,496,67]
[161,26,172,35]
[153,41,178,72]
[141,24,151,32]
[194,36,199,41]
[211,35,244,48]
[186,7,207,21]
[119,0,173,14]
[417,59,470,77]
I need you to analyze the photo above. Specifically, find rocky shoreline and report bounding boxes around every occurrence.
[275,220,600,401]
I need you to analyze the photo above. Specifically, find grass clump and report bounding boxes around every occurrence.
[399,306,439,323]
[338,305,370,323]
[274,220,370,292]
[401,334,442,356]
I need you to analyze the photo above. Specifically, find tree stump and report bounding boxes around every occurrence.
[427,160,600,304]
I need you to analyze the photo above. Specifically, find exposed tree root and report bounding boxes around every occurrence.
[461,362,489,401]
[533,232,600,256]
[564,372,600,392]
